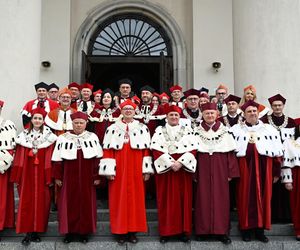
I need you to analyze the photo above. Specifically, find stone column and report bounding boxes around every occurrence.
[0,0,41,128]
[192,0,234,93]
[233,0,300,117]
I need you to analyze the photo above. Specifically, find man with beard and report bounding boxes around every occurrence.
[135,85,165,136]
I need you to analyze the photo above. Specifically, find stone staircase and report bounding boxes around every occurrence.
[0,197,299,249]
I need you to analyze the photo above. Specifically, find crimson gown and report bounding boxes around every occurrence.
[103,144,150,234]
[153,151,195,236]
[52,150,100,234]
[236,144,281,230]
[10,146,53,233]
[0,154,14,230]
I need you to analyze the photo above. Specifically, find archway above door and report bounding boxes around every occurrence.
[72,0,187,90]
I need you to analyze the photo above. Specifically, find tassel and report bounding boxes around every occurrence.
[34,155,39,165]
[28,149,34,157]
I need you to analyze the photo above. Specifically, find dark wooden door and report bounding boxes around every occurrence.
[81,51,173,95]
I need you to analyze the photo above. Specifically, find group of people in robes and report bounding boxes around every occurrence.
[0,79,300,246]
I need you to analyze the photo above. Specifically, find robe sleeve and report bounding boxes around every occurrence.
[93,157,101,181]
[10,145,26,184]
[44,144,54,185]
[99,148,116,176]
[227,151,240,178]
[52,161,63,181]
[177,149,197,173]
[142,149,154,174]
[272,156,282,178]
[152,149,174,174]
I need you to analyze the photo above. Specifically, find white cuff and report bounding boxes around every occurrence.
[154,153,174,174]
[99,158,116,176]
[0,150,14,174]
[142,156,154,174]
[281,168,292,183]
[177,152,197,173]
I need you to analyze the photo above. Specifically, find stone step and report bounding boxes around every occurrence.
[0,236,299,250]
[0,221,294,238]
[16,208,239,222]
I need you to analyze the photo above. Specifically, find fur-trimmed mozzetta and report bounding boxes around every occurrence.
[99,158,116,176]
[230,121,283,157]
[102,120,151,150]
[283,137,300,168]
[281,127,295,141]
[195,123,236,155]
[52,131,102,161]
[0,118,16,150]
[151,125,196,154]
[16,126,57,149]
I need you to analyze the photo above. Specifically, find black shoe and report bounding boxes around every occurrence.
[30,232,41,242]
[196,235,208,241]
[21,235,31,246]
[159,236,169,243]
[255,229,269,243]
[79,234,88,243]
[179,234,191,243]
[241,230,251,242]
[218,235,232,245]
[116,234,127,245]
[255,234,269,243]
[51,203,57,212]
[63,234,72,244]
[128,233,138,243]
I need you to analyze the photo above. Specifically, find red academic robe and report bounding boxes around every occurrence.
[53,150,99,234]
[21,98,59,128]
[195,152,239,235]
[194,121,239,235]
[0,151,15,230]
[290,168,300,235]
[261,114,295,222]
[236,144,281,230]
[103,144,150,234]
[89,106,121,144]
[10,146,53,233]
[153,151,195,236]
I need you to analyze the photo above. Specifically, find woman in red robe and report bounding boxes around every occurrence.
[52,111,103,244]
[99,100,153,245]
[151,105,197,243]
[89,88,120,145]
[10,108,57,245]
[0,100,16,241]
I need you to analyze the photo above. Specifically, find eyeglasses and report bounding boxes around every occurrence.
[122,108,135,111]
[217,92,226,95]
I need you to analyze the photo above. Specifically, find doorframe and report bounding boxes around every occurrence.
[72,0,188,89]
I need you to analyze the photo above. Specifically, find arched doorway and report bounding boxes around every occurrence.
[72,0,188,93]
[82,14,173,94]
